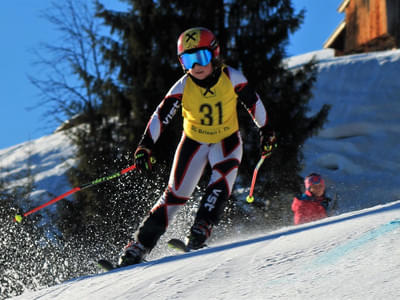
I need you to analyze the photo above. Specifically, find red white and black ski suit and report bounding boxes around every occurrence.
[135,65,270,250]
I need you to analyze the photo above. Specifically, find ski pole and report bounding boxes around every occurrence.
[246,154,268,203]
[13,164,137,223]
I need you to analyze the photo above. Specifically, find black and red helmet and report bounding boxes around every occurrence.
[304,173,325,190]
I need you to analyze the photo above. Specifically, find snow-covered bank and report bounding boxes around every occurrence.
[0,131,76,209]
[288,49,400,212]
[14,200,400,299]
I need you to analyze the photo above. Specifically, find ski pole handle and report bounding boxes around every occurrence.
[13,164,137,223]
[246,154,268,203]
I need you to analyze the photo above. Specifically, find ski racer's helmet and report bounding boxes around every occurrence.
[304,173,325,190]
[177,27,220,70]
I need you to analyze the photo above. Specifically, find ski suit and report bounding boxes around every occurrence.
[135,65,270,250]
[291,190,331,225]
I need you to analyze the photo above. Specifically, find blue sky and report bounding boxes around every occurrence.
[0,0,343,150]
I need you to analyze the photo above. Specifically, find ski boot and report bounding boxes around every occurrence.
[118,241,148,267]
[186,220,213,250]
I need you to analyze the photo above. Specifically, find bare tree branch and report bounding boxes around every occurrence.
[29,0,117,127]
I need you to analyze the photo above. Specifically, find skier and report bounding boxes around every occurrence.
[291,173,333,225]
[118,27,277,267]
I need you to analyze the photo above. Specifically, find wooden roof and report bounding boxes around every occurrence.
[338,0,350,13]
[324,20,346,49]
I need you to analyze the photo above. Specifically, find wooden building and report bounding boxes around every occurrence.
[324,0,400,56]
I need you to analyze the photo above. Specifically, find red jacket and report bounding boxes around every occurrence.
[291,191,328,225]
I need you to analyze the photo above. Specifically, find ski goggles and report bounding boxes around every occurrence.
[179,49,212,69]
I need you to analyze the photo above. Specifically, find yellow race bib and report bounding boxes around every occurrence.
[182,70,239,143]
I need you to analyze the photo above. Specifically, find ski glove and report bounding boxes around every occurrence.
[134,147,155,173]
[259,127,277,158]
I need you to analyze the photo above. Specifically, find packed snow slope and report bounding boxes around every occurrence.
[15,200,400,299]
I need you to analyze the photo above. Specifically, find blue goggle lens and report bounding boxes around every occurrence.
[180,49,212,69]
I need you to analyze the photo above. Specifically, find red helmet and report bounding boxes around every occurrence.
[177,27,220,58]
[304,173,325,190]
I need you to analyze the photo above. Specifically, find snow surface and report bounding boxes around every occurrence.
[287,48,400,212]
[2,49,400,299]
[0,131,76,211]
[13,200,400,299]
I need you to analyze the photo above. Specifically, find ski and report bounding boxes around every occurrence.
[167,238,207,253]
[98,259,118,272]
[168,238,190,252]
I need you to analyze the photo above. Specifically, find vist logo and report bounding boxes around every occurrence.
[204,189,222,211]
[162,101,180,125]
